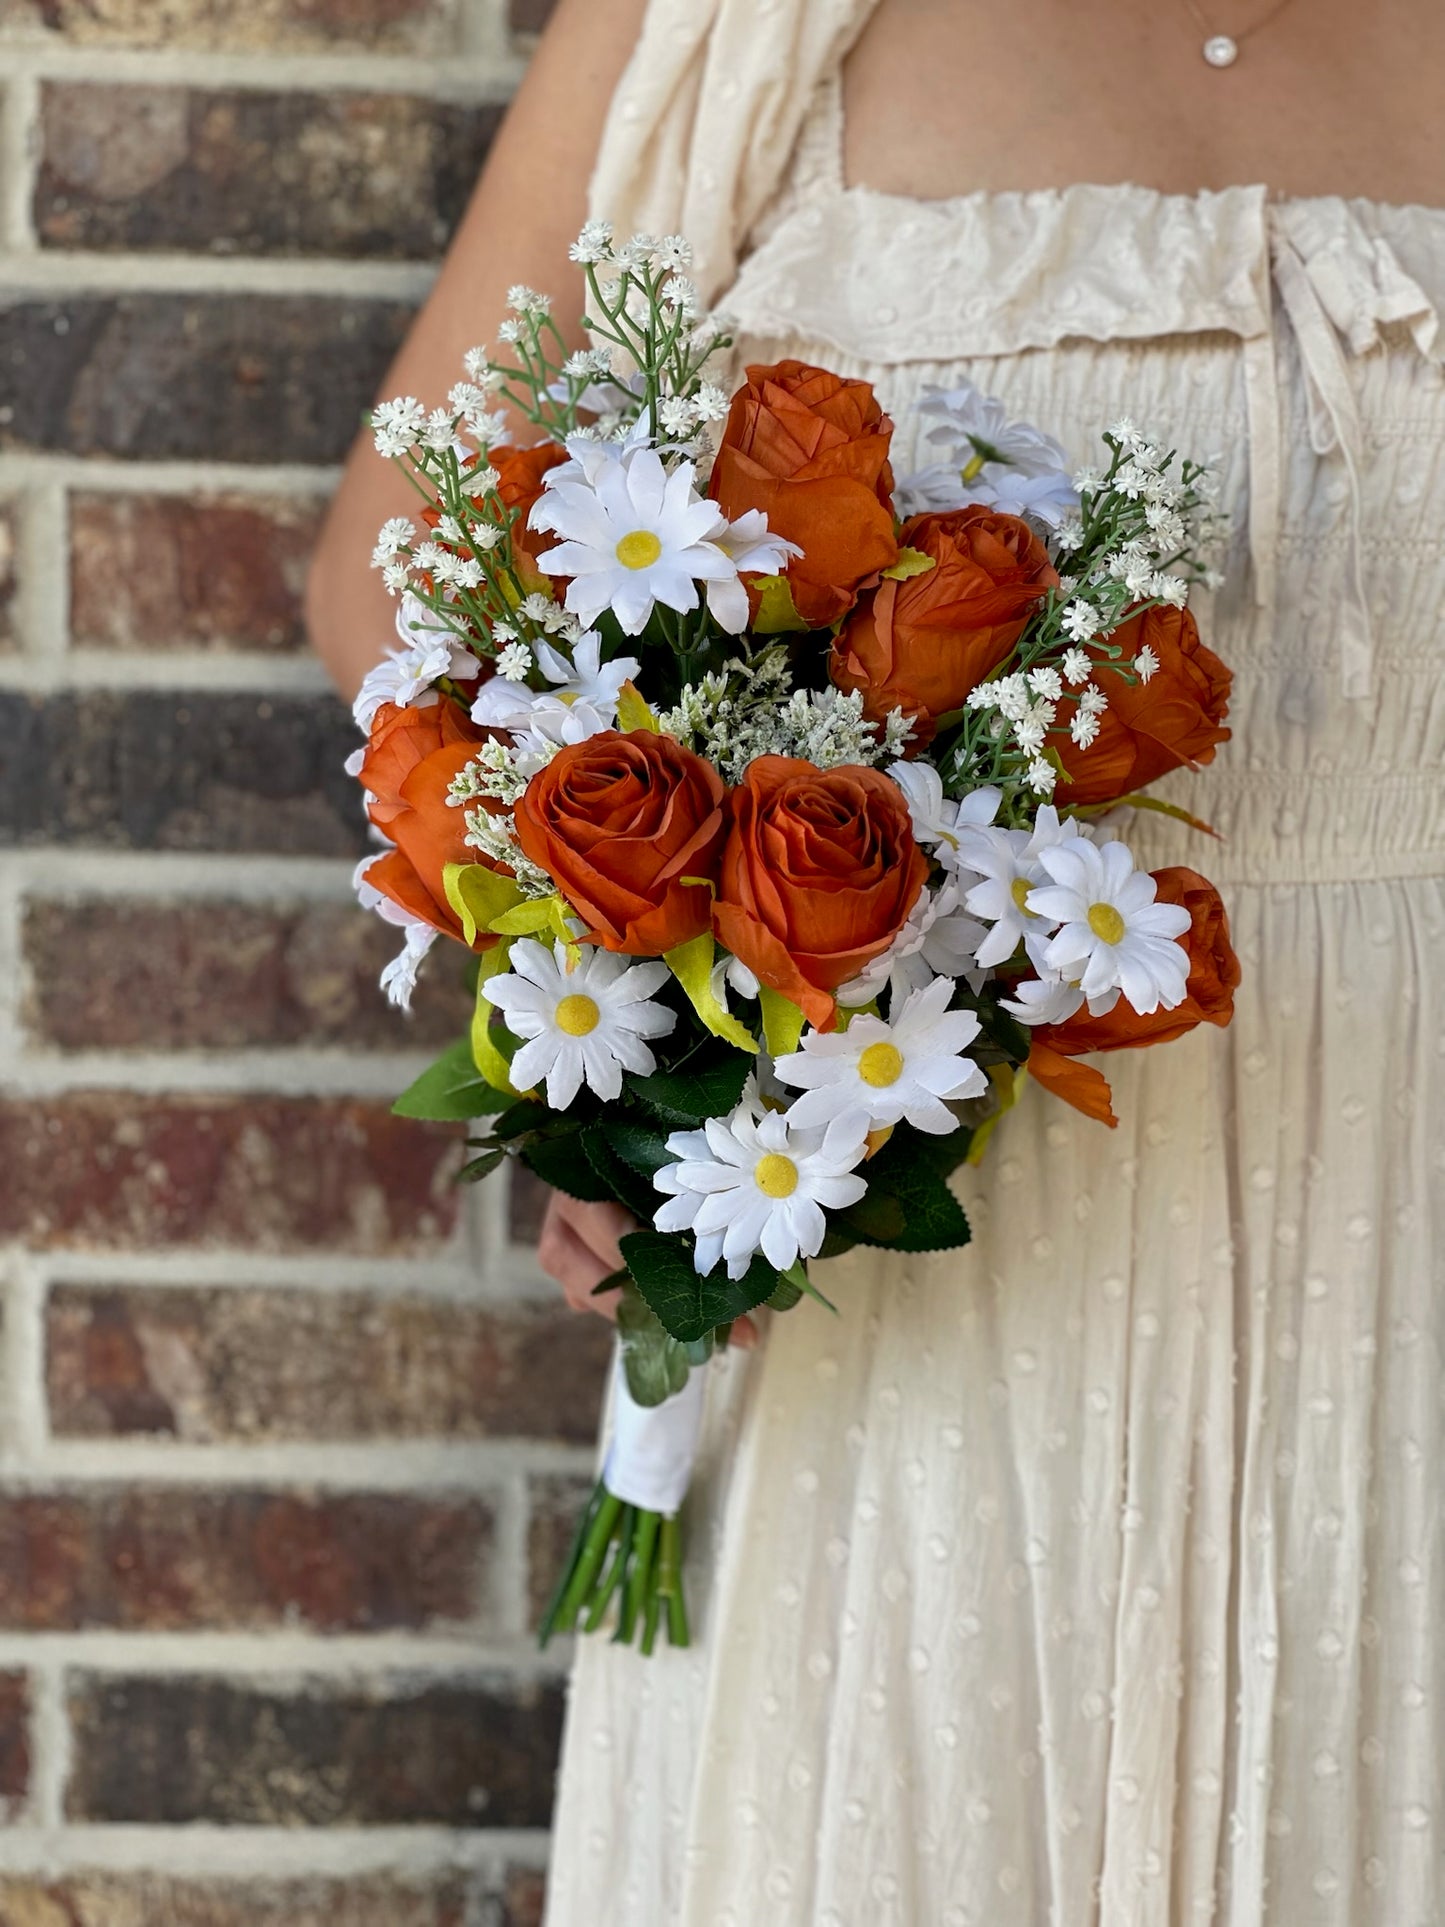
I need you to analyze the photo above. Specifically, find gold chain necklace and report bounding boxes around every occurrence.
[1180,0,1296,66]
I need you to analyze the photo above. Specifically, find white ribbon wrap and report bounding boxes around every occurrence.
[602,1348,707,1516]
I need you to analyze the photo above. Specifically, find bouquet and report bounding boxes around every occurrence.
[349,221,1239,1656]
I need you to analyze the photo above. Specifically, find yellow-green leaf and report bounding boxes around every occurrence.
[616,680,659,733]
[443,862,523,948]
[758,984,806,1058]
[881,546,937,583]
[471,939,525,1096]
[663,933,758,1054]
[1110,792,1221,839]
[966,1064,1028,1166]
[750,573,809,634]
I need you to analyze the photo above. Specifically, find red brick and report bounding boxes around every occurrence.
[526,1472,596,1623]
[0,1488,490,1632]
[70,492,323,652]
[37,85,497,261]
[26,0,455,51]
[0,1874,472,1926]
[47,1287,610,1444]
[0,1674,29,1810]
[502,1866,547,1927]
[66,1674,563,1825]
[22,899,472,1051]
[0,1094,459,1252]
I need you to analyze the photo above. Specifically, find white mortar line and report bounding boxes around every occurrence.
[0,649,336,694]
[0,850,358,894]
[14,1438,593,1488]
[0,70,38,257]
[1,249,437,299]
[0,453,339,492]
[0,1048,456,1097]
[0,1255,48,1465]
[0,45,526,99]
[26,1661,69,1833]
[0,1631,569,1677]
[33,1244,546,1294]
[491,1463,534,1643]
[6,472,63,668]
[0,1824,550,1878]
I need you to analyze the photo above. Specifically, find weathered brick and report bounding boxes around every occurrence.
[22,899,472,1050]
[0,1488,490,1632]
[0,1094,459,1251]
[13,0,455,51]
[0,1874,472,1927]
[0,1673,29,1812]
[526,1472,596,1624]
[0,498,16,647]
[502,1866,547,1927]
[48,1286,610,1443]
[509,1163,551,1246]
[70,492,324,652]
[38,86,498,261]
[0,691,362,854]
[67,1674,563,1825]
[0,296,410,463]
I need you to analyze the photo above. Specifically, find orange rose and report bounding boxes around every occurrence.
[1028,868,1239,1124]
[513,731,726,955]
[712,757,928,1030]
[492,442,567,591]
[1054,603,1232,806]
[361,698,482,834]
[831,507,1058,738]
[709,360,898,627]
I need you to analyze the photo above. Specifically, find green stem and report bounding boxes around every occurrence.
[640,1588,662,1657]
[583,1503,636,1632]
[550,1489,622,1636]
[536,1480,606,1648]
[623,1508,661,1641]
[657,1514,690,1648]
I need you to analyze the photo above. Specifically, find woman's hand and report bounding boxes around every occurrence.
[537,1192,757,1346]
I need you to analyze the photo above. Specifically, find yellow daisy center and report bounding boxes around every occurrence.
[857,1041,905,1088]
[1087,902,1126,945]
[615,529,662,571]
[1011,876,1037,916]
[554,992,601,1036]
[754,1153,799,1199]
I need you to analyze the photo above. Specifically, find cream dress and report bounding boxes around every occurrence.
[543,5,1445,1921]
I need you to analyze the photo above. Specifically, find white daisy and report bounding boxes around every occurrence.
[533,629,641,715]
[653,1096,869,1279]
[955,806,1090,968]
[836,874,988,1006]
[482,941,675,1110]
[777,977,987,1136]
[884,762,1001,871]
[706,509,802,630]
[1027,838,1191,1014]
[531,442,749,635]
[895,381,1079,525]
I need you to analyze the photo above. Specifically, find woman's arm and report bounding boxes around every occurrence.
[304,0,647,698]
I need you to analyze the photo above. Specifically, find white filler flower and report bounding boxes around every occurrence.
[776,977,987,1135]
[483,941,675,1109]
[1028,838,1191,1014]
[653,1099,869,1279]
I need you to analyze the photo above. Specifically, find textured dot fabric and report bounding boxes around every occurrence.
[547,10,1445,1924]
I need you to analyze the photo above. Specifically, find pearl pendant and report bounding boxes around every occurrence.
[1203,33,1239,65]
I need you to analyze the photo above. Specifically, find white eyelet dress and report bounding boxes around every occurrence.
[542,5,1445,1922]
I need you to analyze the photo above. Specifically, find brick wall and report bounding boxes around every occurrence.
[0,4,600,1922]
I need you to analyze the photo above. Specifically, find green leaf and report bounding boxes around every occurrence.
[616,1283,693,1407]
[581,1124,658,1221]
[750,573,809,634]
[599,1117,673,1177]
[392,1039,518,1121]
[836,1129,972,1253]
[522,1130,616,1203]
[625,1052,751,1125]
[456,1147,507,1184]
[620,1229,779,1344]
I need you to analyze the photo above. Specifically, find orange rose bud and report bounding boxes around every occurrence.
[360,698,483,834]
[830,507,1058,739]
[1053,603,1232,806]
[708,359,899,627]
[1027,867,1239,1123]
[362,736,500,949]
[512,730,726,955]
[491,441,567,592]
[712,757,928,1031]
